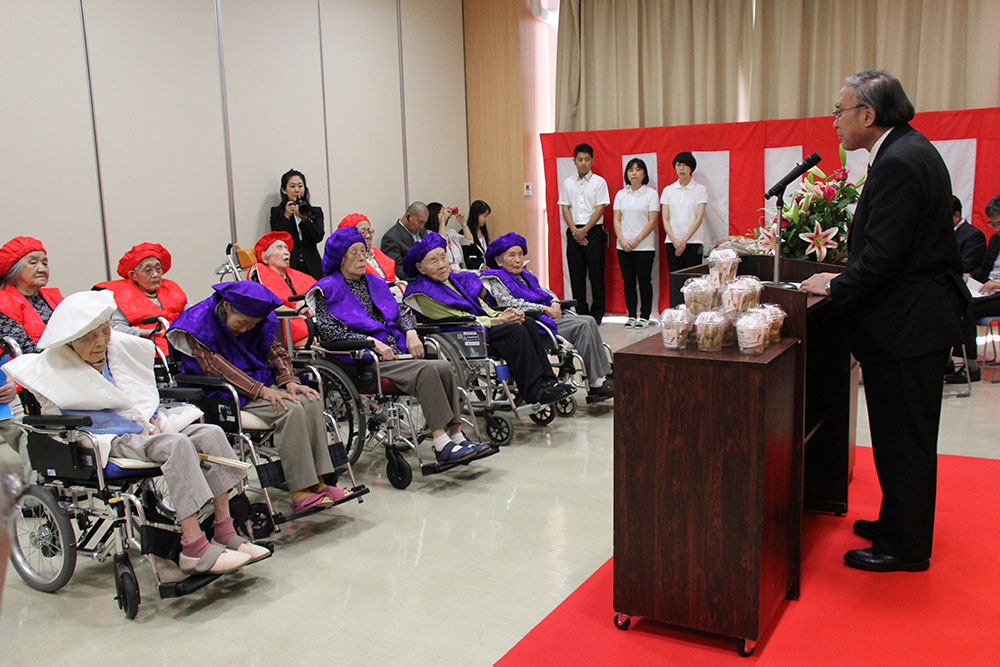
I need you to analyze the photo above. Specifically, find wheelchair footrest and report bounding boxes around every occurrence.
[274,484,369,524]
[514,404,537,418]
[585,393,612,405]
[158,573,221,599]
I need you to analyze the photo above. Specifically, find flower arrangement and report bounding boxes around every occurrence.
[750,147,865,264]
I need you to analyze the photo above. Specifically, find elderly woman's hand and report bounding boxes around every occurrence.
[405,330,425,359]
[492,308,525,326]
[259,386,299,414]
[0,380,16,405]
[371,337,395,361]
[285,381,320,402]
[543,302,563,320]
[979,280,1000,296]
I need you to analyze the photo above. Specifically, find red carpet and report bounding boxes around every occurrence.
[497,447,1000,665]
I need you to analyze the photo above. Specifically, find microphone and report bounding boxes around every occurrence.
[765,152,822,199]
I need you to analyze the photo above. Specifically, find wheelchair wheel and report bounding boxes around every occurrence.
[244,502,276,540]
[385,450,412,490]
[427,334,469,388]
[484,413,514,446]
[8,485,77,593]
[312,361,366,466]
[529,404,555,425]
[114,556,141,620]
[555,396,577,417]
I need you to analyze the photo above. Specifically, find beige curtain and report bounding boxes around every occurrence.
[556,0,1000,131]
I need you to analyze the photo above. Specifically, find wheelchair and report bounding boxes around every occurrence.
[6,386,267,620]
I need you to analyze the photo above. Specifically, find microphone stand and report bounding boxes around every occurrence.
[765,185,797,289]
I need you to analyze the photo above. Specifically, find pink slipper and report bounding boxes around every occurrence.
[318,485,354,502]
[290,492,334,513]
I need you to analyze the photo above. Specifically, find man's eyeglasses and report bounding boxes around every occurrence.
[832,104,866,120]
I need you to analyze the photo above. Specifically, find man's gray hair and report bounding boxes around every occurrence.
[986,194,1000,219]
[844,70,915,128]
[0,257,27,289]
[406,201,428,218]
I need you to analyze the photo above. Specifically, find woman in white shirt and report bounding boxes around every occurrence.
[660,151,708,272]
[613,158,659,327]
[425,202,472,271]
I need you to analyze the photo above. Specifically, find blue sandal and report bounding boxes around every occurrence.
[434,442,477,464]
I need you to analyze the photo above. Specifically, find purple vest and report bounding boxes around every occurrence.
[313,273,408,352]
[169,294,278,405]
[481,267,556,330]
[404,272,489,317]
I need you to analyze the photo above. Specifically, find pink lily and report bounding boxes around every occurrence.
[798,221,839,262]
[756,223,778,255]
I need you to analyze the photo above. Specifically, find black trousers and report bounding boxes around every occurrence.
[487,321,557,401]
[861,349,949,560]
[617,250,654,319]
[565,226,606,324]
[665,243,703,273]
[955,292,1000,360]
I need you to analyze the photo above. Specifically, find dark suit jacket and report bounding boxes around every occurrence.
[380,220,426,280]
[954,221,987,274]
[829,124,968,363]
[269,204,325,279]
[970,234,1000,284]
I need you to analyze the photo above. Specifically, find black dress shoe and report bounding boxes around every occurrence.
[945,367,980,384]
[853,519,878,541]
[844,547,929,572]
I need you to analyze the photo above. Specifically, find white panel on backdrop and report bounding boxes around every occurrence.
[322,0,407,240]
[0,0,107,292]
[555,157,578,299]
[843,148,869,189]
[763,146,802,212]
[82,0,232,302]
[220,0,329,246]
[620,153,661,310]
[690,151,730,248]
[932,139,978,220]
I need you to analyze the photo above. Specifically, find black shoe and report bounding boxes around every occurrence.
[588,381,614,400]
[853,519,878,541]
[945,367,980,384]
[533,385,568,404]
[844,547,929,572]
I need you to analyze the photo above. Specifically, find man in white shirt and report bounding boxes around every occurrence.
[660,151,709,272]
[558,143,611,323]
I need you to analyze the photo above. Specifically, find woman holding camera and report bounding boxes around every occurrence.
[269,168,325,279]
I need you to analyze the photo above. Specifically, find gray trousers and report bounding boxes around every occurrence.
[378,359,461,432]
[556,313,611,381]
[241,389,331,492]
[111,423,247,520]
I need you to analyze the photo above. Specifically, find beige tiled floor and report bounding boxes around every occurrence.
[1,322,996,665]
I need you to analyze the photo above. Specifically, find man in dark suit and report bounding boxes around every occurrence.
[801,70,968,572]
[952,196,986,274]
[379,202,429,280]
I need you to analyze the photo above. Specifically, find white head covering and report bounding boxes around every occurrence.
[36,290,117,350]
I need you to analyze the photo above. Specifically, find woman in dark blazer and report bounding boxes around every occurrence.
[269,169,325,279]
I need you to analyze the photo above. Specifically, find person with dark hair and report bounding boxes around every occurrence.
[613,158,659,327]
[660,151,708,272]
[380,201,429,280]
[951,196,986,274]
[947,193,1000,384]
[800,70,968,572]
[426,202,472,271]
[463,200,493,270]
[558,143,610,323]
[269,169,325,279]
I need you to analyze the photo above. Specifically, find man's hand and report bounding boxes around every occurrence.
[259,386,299,414]
[800,272,838,296]
[572,227,588,244]
[620,238,633,252]
[285,381,320,402]
[979,280,1000,296]
[405,330,425,359]
[371,338,395,361]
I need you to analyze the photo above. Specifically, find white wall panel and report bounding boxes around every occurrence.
[220,0,330,247]
[82,0,231,301]
[0,0,107,293]
[400,0,470,214]
[321,0,407,238]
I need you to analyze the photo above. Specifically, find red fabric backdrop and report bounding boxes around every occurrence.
[541,108,1000,314]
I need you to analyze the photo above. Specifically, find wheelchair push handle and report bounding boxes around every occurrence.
[23,414,93,428]
[140,315,168,336]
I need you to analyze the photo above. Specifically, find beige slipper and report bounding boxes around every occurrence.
[179,544,251,574]
[212,535,272,564]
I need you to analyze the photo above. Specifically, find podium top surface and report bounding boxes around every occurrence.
[615,333,797,366]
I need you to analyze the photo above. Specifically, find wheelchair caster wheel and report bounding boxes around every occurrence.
[738,639,756,657]
[484,413,514,446]
[555,396,577,417]
[613,614,631,630]
[114,555,140,620]
[244,502,276,540]
[385,451,412,489]
[528,404,555,425]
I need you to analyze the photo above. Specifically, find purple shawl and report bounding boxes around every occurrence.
[313,273,408,352]
[404,271,489,317]
[481,267,556,330]
[169,294,278,405]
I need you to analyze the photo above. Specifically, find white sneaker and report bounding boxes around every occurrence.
[625,318,637,328]
[636,318,648,328]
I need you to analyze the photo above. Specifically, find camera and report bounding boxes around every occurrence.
[293,197,312,216]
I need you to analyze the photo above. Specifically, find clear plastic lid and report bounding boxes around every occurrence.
[661,307,690,325]
[681,276,714,294]
[695,310,727,327]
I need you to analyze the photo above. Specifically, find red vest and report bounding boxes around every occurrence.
[0,284,63,343]
[253,263,315,345]
[367,248,397,282]
[93,279,188,354]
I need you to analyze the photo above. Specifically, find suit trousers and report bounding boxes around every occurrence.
[565,226,606,323]
[861,349,949,560]
[487,321,557,401]
[616,249,654,319]
[241,389,332,492]
[111,423,247,520]
[378,359,461,431]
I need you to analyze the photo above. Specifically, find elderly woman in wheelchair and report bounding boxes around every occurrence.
[167,281,358,513]
[3,290,269,576]
[401,233,574,407]
[481,233,613,403]
[308,228,493,466]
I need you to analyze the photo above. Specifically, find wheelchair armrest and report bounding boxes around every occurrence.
[413,324,440,335]
[173,374,232,388]
[322,339,375,352]
[421,316,478,326]
[559,299,577,309]
[23,415,93,428]
[158,387,205,401]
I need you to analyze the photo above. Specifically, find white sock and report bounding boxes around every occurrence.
[432,433,453,452]
[590,377,605,388]
[449,431,466,445]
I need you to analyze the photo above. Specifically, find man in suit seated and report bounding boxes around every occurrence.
[379,202,429,280]
[947,193,1000,383]
[952,196,986,274]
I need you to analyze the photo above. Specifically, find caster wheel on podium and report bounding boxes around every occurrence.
[613,614,631,631]
[738,639,756,657]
